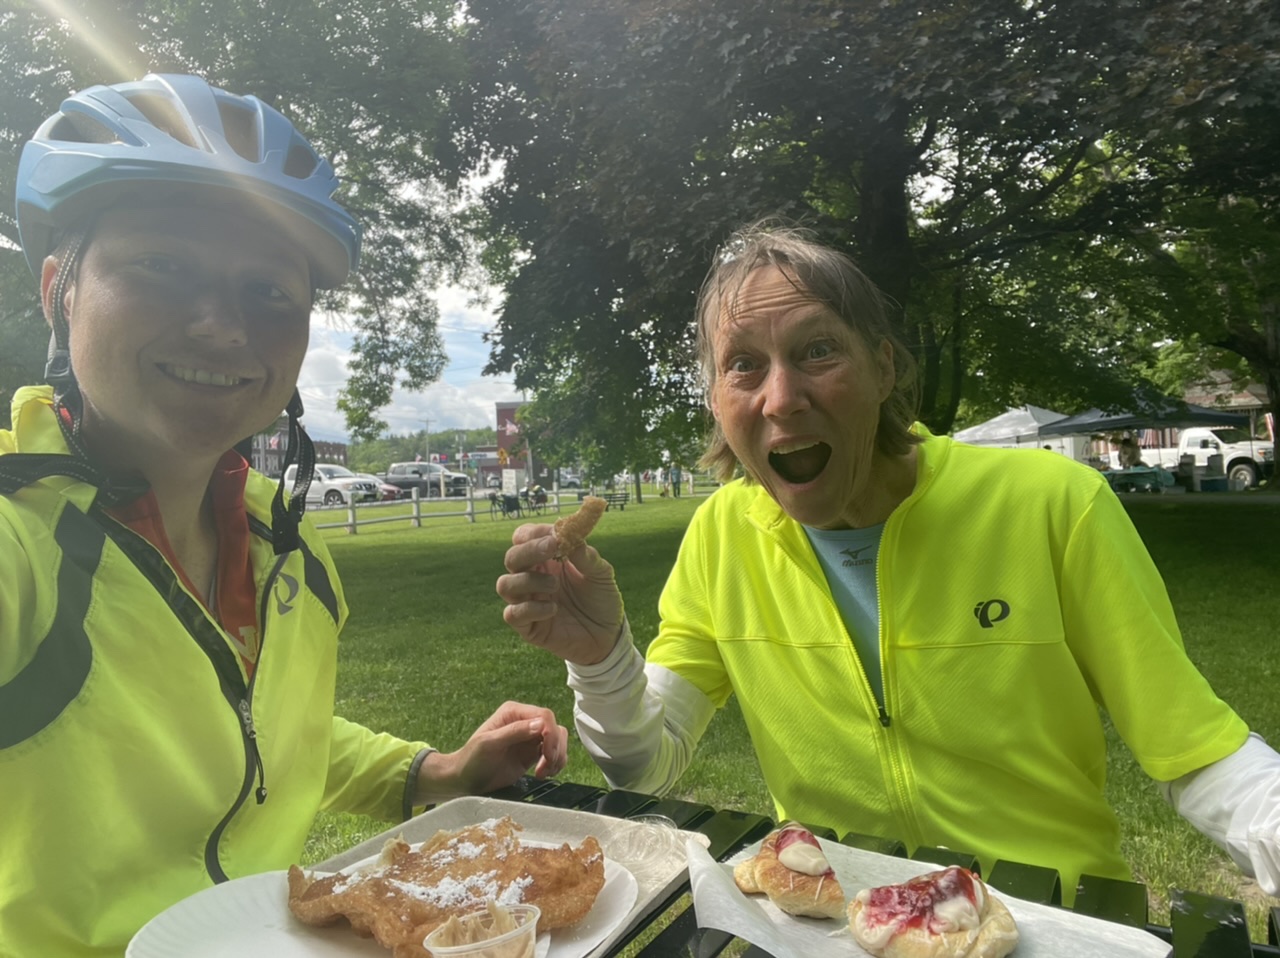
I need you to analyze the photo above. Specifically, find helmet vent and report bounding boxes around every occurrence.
[219,101,260,162]
[283,140,318,180]
[47,112,118,145]
[127,93,198,148]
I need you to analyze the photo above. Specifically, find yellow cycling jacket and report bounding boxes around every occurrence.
[0,386,429,958]
[648,428,1248,894]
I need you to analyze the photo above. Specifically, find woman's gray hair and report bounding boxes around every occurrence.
[696,220,921,482]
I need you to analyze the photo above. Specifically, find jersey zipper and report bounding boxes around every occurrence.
[202,538,287,880]
[92,508,280,884]
[874,514,927,851]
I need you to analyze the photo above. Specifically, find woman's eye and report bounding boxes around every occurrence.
[246,280,292,303]
[727,357,756,374]
[807,341,834,360]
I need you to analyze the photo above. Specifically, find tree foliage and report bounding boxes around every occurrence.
[0,0,465,436]
[443,0,1280,449]
[347,426,496,474]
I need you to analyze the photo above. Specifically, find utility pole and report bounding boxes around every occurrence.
[422,419,433,461]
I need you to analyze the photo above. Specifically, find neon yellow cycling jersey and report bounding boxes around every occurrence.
[649,428,1247,894]
[0,386,431,958]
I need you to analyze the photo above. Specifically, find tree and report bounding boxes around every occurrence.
[443,0,1280,450]
[0,252,48,424]
[0,0,466,435]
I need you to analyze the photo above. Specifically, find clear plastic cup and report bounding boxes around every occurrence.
[422,903,540,958]
[609,813,684,883]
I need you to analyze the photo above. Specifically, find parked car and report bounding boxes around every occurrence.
[485,473,502,489]
[356,473,406,501]
[383,461,472,498]
[557,470,582,488]
[282,463,379,507]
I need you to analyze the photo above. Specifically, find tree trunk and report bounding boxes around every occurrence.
[854,101,933,422]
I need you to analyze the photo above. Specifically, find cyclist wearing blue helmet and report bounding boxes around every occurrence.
[0,75,568,958]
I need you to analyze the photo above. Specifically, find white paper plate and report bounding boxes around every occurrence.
[127,848,637,958]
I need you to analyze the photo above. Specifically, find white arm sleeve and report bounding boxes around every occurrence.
[566,619,716,795]
[1159,732,1280,894]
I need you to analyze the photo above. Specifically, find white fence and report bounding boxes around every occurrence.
[308,486,569,534]
[308,482,717,534]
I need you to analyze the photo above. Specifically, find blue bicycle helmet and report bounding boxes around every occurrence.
[16,73,360,288]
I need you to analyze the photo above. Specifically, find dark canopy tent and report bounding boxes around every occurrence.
[1039,398,1248,436]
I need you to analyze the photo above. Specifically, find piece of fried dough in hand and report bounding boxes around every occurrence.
[733,823,846,920]
[552,495,606,559]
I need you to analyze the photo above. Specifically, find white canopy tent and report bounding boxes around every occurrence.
[953,405,1066,444]
[953,405,1087,459]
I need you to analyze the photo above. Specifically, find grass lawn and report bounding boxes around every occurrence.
[303,492,1277,940]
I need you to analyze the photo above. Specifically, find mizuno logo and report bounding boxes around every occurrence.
[973,599,1010,628]
[840,546,875,567]
[274,572,300,616]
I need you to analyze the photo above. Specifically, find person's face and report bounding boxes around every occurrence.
[709,264,895,529]
[42,203,312,467]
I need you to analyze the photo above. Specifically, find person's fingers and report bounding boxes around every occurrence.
[501,599,560,634]
[495,569,560,602]
[511,523,556,545]
[531,722,567,778]
[485,701,557,734]
[503,534,559,574]
[560,542,613,578]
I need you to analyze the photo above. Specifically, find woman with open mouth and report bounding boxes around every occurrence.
[498,220,1279,906]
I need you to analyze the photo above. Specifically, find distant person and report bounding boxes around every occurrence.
[1,74,567,958]
[1116,433,1146,469]
[498,220,1280,901]
[670,462,683,498]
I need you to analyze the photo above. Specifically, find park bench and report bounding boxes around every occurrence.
[579,490,630,511]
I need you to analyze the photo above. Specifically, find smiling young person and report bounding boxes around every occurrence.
[0,75,567,958]
[497,220,1280,903]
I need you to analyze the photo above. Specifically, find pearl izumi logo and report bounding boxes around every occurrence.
[274,572,300,616]
[973,599,1010,628]
[840,546,875,568]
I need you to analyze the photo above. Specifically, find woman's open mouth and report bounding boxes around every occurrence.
[768,441,831,484]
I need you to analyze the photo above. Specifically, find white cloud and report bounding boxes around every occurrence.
[295,285,521,442]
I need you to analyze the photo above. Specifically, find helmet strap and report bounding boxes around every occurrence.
[43,224,134,496]
[271,389,315,554]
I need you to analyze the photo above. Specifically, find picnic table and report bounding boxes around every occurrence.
[1104,466,1177,494]
[440,778,1280,958]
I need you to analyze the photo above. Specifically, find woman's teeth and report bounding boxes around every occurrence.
[772,440,822,455]
[165,364,242,386]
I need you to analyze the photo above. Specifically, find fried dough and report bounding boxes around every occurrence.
[552,496,606,559]
[287,817,606,958]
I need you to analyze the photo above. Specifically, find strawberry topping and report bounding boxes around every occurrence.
[862,866,980,933]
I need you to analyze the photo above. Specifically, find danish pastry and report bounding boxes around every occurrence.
[847,866,1018,958]
[732,823,846,920]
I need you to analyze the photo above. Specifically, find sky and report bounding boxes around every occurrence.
[295,284,522,443]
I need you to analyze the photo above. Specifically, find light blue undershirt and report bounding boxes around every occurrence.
[803,522,886,706]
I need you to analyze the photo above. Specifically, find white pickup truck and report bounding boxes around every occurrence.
[1138,426,1275,488]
